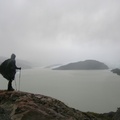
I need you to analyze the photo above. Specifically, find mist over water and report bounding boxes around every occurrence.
[0,0,120,67]
[0,68,120,113]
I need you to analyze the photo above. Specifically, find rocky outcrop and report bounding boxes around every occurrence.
[53,60,109,70]
[0,90,116,120]
[111,68,120,75]
[113,108,120,120]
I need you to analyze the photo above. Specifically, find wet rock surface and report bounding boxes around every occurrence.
[0,90,117,120]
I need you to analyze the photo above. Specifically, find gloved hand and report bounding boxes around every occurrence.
[19,67,21,70]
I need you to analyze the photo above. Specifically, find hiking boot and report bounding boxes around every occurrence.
[7,87,14,91]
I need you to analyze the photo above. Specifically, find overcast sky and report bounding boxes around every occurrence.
[0,0,120,67]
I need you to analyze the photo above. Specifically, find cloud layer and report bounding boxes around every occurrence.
[0,0,120,67]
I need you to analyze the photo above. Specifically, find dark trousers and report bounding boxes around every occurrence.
[8,79,14,91]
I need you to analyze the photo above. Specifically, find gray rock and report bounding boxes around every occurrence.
[0,107,11,120]
[113,108,120,120]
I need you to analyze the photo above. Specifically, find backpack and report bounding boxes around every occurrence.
[0,59,16,80]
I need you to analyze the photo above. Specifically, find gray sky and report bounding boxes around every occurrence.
[0,0,120,67]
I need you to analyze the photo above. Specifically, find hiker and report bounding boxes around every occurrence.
[0,54,21,91]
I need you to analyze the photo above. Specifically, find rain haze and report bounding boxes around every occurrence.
[1,0,120,114]
[0,0,120,67]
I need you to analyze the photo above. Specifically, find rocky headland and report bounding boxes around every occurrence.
[0,90,119,120]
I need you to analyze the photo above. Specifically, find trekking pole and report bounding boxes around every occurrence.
[18,69,21,91]
[14,78,17,91]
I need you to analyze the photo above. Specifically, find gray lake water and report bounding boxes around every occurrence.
[0,68,120,113]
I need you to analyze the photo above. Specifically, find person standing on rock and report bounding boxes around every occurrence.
[0,54,21,91]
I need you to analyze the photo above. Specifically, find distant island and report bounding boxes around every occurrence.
[44,64,62,69]
[111,68,120,75]
[53,60,109,70]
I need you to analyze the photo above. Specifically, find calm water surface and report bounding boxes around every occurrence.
[0,68,120,113]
